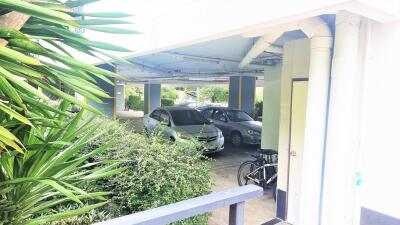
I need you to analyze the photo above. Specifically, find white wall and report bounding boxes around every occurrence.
[277,38,310,191]
[261,64,282,150]
[357,20,400,220]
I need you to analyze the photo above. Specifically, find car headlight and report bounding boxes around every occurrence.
[247,130,260,136]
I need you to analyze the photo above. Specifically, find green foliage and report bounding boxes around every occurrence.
[84,119,212,224]
[125,86,144,111]
[45,205,111,225]
[125,86,143,97]
[161,98,175,107]
[0,0,135,153]
[255,100,263,117]
[126,95,144,111]
[199,87,228,103]
[161,87,178,100]
[0,102,123,225]
[255,87,263,117]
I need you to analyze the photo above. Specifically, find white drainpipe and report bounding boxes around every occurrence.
[244,17,333,225]
[298,20,333,225]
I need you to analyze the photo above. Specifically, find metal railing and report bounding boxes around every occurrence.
[93,184,263,225]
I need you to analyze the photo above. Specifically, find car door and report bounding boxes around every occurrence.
[158,110,173,139]
[212,109,230,137]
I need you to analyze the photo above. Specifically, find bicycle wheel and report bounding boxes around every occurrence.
[237,161,260,186]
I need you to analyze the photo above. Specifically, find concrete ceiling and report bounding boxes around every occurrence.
[117,30,306,86]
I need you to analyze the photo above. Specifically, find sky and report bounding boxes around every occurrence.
[78,0,198,63]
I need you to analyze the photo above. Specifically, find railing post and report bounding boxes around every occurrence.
[228,201,245,225]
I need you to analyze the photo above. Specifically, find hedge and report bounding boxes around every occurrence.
[161,98,175,107]
[77,119,211,224]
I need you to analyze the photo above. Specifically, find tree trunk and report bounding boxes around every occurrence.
[0,11,30,46]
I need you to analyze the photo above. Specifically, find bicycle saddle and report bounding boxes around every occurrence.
[258,149,278,155]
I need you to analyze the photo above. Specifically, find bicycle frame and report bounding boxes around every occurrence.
[245,163,277,185]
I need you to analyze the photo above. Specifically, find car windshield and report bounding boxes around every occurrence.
[170,109,210,126]
[225,110,254,122]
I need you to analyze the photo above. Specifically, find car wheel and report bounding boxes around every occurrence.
[231,132,242,147]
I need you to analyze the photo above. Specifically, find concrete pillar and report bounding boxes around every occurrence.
[88,63,116,117]
[261,64,282,150]
[144,83,161,114]
[228,76,256,116]
[298,33,333,225]
[321,11,362,225]
[115,81,125,112]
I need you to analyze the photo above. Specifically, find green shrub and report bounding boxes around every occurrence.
[0,103,122,225]
[45,206,111,225]
[161,87,179,100]
[161,98,175,106]
[84,119,212,224]
[199,87,228,103]
[255,101,263,117]
[126,95,144,111]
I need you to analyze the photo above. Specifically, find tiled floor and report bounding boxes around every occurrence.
[208,144,276,225]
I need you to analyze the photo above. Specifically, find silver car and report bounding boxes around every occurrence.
[199,107,262,146]
[143,107,224,154]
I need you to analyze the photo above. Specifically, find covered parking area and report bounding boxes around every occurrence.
[89,1,400,224]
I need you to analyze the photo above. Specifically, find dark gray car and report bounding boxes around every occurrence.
[199,107,262,146]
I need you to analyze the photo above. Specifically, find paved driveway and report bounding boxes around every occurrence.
[208,144,276,225]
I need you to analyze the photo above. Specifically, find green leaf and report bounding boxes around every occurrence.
[0,75,24,107]
[0,102,31,125]
[70,11,133,18]
[76,19,131,26]
[65,0,99,8]
[25,202,108,225]
[0,66,48,100]
[83,40,131,52]
[33,81,103,115]
[49,53,121,81]
[8,38,49,55]
[0,126,24,154]
[83,26,141,34]
[0,0,77,27]
[38,179,82,204]
[0,45,41,66]
[0,58,43,78]
[0,28,29,40]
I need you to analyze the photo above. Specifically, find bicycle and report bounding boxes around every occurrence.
[237,149,278,200]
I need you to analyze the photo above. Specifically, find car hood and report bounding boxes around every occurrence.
[174,124,218,136]
[235,121,262,132]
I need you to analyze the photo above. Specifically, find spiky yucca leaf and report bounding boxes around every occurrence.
[0,0,135,153]
[0,104,124,224]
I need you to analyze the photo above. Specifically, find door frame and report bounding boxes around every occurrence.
[285,77,309,220]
